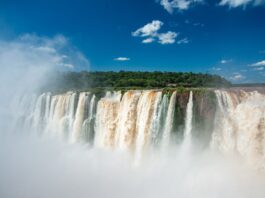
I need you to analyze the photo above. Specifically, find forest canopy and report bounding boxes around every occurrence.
[44,71,231,92]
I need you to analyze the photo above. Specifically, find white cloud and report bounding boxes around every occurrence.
[159,0,203,13]
[253,67,264,71]
[158,31,178,44]
[220,59,232,64]
[229,72,245,81]
[219,0,265,8]
[142,38,155,44]
[250,60,265,67]
[132,20,163,37]
[114,57,130,61]
[0,34,89,72]
[132,20,180,45]
[177,38,189,44]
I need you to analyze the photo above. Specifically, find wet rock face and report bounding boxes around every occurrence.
[192,91,217,147]
[170,90,217,146]
[172,92,190,140]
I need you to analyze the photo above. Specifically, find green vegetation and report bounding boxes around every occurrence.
[44,71,231,93]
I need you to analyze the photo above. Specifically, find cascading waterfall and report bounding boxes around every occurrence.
[94,92,121,148]
[18,88,265,168]
[211,90,237,151]
[134,91,161,162]
[32,93,46,131]
[71,92,90,143]
[161,91,177,148]
[150,94,169,146]
[82,95,97,144]
[115,91,141,150]
[182,91,193,151]
[211,90,265,169]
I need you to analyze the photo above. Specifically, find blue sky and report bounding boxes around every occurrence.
[0,0,265,83]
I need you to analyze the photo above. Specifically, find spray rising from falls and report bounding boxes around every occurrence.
[18,88,265,168]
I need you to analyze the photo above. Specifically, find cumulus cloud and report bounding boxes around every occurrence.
[114,57,130,61]
[219,0,265,8]
[132,20,183,45]
[250,60,265,67]
[158,31,178,44]
[229,72,245,81]
[142,38,155,44]
[132,20,163,37]
[159,0,203,13]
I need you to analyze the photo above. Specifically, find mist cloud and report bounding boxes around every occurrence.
[1,134,265,198]
[0,33,89,132]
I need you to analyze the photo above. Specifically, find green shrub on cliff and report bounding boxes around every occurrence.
[42,71,231,92]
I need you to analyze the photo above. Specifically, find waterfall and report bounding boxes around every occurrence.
[82,95,97,144]
[71,92,90,143]
[43,92,51,125]
[182,91,193,150]
[211,90,265,168]
[211,90,237,152]
[32,93,46,132]
[134,91,161,162]
[18,89,265,168]
[94,91,121,148]
[161,91,177,148]
[150,92,165,146]
[115,91,141,150]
